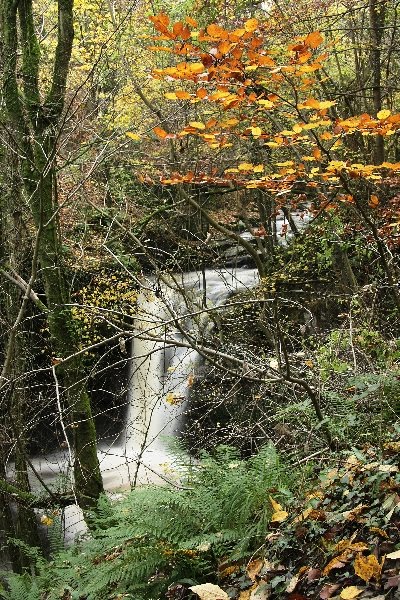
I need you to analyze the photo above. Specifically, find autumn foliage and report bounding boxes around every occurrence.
[142,12,400,250]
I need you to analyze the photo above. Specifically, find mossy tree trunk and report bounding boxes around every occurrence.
[1,0,103,509]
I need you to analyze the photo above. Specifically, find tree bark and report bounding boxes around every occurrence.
[369,0,387,164]
[1,0,103,509]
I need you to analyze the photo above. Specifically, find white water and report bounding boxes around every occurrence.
[8,209,309,542]
[98,267,260,489]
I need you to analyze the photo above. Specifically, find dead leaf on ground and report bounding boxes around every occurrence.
[269,495,288,522]
[319,583,340,599]
[369,527,388,538]
[286,574,299,593]
[354,553,382,582]
[386,549,400,560]
[307,567,321,582]
[189,583,229,600]
[340,586,364,599]
[247,559,263,581]
[335,540,369,553]
[322,555,348,576]
[342,504,368,521]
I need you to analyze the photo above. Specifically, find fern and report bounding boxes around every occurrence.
[2,444,294,600]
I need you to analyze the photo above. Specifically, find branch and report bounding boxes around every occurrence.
[0,477,81,509]
[0,268,48,313]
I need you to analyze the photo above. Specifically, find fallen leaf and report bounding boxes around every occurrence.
[378,464,398,473]
[307,568,321,582]
[320,584,340,599]
[269,496,288,522]
[386,549,400,560]
[247,559,264,581]
[189,121,206,130]
[126,132,141,140]
[342,504,368,521]
[340,587,363,599]
[335,540,369,553]
[286,575,299,593]
[385,574,400,587]
[370,527,388,538]
[322,557,347,576]
[189,583,229,600]
[354,553,382,582]
[250,582,270,599]
[377,109,391,120]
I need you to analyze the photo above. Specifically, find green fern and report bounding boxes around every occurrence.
[1,444,294,600]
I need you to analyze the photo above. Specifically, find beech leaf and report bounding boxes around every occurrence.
[340,587,363,599]
[189,583,229,600]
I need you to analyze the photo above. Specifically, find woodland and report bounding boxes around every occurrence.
[0,0,400,598]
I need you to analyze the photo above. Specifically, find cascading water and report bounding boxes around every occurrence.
[10,209,308,542]
[98,267,260,489]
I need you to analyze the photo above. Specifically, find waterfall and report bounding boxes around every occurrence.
[100,267,259,485]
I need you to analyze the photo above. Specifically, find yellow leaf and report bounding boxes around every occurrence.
[238,163,253,170]
[318,100,336,109]
[377,109,391,120]
[251,126,262,137]
[244,18,259,32]
[293,124,303,133]
[340,586,363,599]
[189,583,229,600]
[126,132,141,140]
[165,92,178,100]
[269,496,282,512]
[257,99,274,108]
[269,496,288,522]
[386,549,400,560]
[354,554,382,582]
[189,121,206,129]
[253,164,264,173]
[271,510,288,522]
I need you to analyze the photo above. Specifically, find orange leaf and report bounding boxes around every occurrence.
[207,23,228,38]
[185,16,197,27]
[369,194,379,207]
[244,18,259,32]
[322,556,347,576]
[218,40,232,54]
[305,31,323,49]
[154,126,168,138]
[175,90,191,99]
[197,88,208,99]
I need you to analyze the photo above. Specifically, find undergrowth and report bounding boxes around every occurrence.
[0,444,295,600]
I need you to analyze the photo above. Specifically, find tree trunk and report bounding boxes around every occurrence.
[1,0,103,510]
[369,0,387,164]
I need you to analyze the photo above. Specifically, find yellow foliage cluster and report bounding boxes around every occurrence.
[71,271,137,351]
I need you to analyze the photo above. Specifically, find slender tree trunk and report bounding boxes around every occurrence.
[1,0,103,510]
[369,0,387,164]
